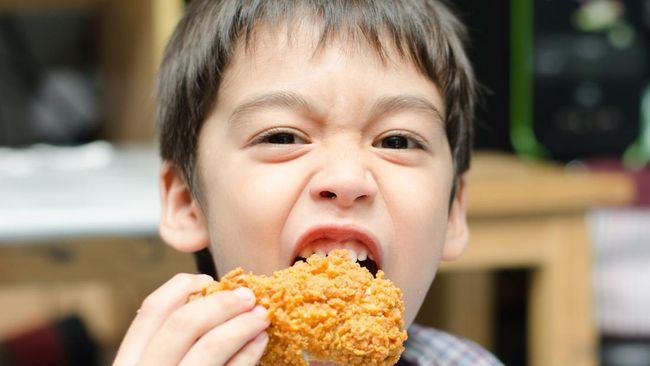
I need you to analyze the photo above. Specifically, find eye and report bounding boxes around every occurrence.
[252,128,309,145]
[374,133,425,150]
[381,135,409,149]
[266,132,296,144]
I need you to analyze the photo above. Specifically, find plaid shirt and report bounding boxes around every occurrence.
[397,324,504,366]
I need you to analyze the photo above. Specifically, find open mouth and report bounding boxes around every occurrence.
[292,247,380,277]
[291,226,383,277]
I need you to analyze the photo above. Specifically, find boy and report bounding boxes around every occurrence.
[114,0,504,365]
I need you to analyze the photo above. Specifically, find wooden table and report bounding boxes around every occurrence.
[430,153,635,366]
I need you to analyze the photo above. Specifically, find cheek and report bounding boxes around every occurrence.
[379,165,452,324]
[383,165,451,245]
[202,159,307,273]
[390,182,448,273]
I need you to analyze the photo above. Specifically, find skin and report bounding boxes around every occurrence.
[114,24,469,366]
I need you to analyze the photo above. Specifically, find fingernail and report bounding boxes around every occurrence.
[233,287,254,300]
[252,305,268,317]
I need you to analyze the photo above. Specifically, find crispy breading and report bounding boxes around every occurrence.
[190,249,407,366]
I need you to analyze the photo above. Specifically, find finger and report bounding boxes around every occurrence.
[225,331,269,366]
[178,305,270,366]
[113,273,214,366]
[138,287,258,366]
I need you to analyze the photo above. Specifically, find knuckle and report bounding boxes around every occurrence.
[196,315,269,358]
[171,272,197,285]
[232,313,266,335]
[243,312,270,329]
[136,273,212,321]
[196,332,223,351]
[206,322,246,348]
[140,274,194,311]
[209,291,248,314]
[138,293,163,317]
[165,308,197,333]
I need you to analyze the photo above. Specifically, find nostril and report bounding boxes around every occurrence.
[320,191,337,199]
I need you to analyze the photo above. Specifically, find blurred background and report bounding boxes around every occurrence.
[0,0,648,365]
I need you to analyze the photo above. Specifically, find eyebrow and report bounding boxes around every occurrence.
[228,91,444,125]
[229,91,316,125]
[368,95,445,124]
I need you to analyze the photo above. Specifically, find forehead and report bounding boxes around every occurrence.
[232,17,414,67]
[215,22,444,114]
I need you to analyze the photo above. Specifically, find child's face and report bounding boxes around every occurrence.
[165,26,469,326]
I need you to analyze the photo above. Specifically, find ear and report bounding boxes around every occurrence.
[159,162,210,253]
[441,174,470,261]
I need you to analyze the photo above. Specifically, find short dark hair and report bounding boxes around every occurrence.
[157,0,475,191]
[156,0,476,277]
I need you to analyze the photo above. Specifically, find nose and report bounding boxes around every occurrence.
[309,148,378,208]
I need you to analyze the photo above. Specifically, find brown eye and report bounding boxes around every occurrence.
[252,129,309,146]
[266,132,296,144]
[373,132,426,150]
[381,135,409,149]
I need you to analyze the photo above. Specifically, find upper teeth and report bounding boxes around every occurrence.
[298,241,374,263]
[358,249,368,261]
[346,249,358,262]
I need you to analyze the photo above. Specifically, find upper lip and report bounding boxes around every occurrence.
[291,224,382,267]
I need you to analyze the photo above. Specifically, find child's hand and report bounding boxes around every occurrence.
[113,273,270,366]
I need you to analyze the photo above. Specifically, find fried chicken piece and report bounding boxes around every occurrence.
[190,249,407,366]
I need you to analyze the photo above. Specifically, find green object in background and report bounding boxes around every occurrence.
[623,85,650,168]
[509,0,648,165]
[509,0,548,160]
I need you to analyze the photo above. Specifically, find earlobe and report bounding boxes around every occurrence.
[159,162,210,252]
[441,175,470,261]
